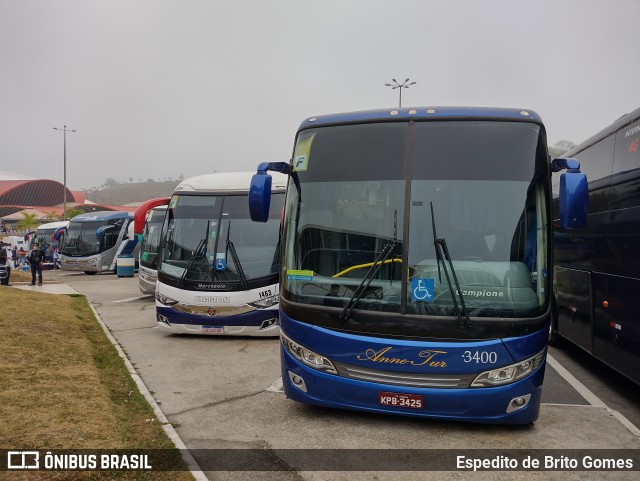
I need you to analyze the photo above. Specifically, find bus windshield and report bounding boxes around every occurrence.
[160,193,284,284]
[282,121,549,322]
[31,229,55,248]
[140,209,165,269]
[61,220,123,256]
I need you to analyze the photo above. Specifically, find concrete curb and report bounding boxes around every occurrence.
[89,304,209,481]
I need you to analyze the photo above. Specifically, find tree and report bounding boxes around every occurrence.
[549,140,577,159]
[16,212,39,232]
[65,207,84,220]
[43,211,60,222]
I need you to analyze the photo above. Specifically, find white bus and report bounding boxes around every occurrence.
[30,220,69,268]
[155,171,286,336]
[30,221,69,249]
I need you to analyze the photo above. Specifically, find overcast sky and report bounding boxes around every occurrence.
[1,0,639,190]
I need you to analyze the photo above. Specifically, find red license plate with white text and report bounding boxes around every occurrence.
[378,391,424,409]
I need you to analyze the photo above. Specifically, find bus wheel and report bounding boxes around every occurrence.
[84,271,98,275]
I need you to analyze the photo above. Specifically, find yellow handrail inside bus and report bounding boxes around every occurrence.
[332,258,403,278]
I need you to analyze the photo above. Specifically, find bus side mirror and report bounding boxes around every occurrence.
[249,161,289,222]
[553,158,588,229]
[249,173,272,222]
[53,227,66,240]
[96,225,115,241]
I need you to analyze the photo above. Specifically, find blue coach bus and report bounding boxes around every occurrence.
[552,106,640,385]
[60,211,137,274]
[249,107,588,424]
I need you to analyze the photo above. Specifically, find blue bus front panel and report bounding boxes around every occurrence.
[280,316,547,424]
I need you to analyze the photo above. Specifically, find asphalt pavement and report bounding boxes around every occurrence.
[14,270,640,480]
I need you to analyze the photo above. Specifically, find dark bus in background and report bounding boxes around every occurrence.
[553,106,640,385]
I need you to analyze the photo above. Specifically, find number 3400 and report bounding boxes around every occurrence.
[461,351,497,364]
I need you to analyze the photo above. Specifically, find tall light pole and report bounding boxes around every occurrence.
[385,78,416,108]
[53,125,76,220]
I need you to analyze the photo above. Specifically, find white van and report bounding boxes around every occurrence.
[1,235,28,250]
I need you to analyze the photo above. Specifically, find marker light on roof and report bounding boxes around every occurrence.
[390,110,399,116]
[520,111,530,116]
[427,109,436,114]
[408,110,417,114]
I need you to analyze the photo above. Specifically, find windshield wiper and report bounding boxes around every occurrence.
[225,239,248,288]
[179,237,206,287]
[218,222,248,288]
[430,202,471,329]
[339,211,399,322]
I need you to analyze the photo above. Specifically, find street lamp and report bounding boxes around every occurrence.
[385,78,416,108]
[53,125,76,220]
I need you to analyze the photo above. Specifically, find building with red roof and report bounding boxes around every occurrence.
[0,170,135,233]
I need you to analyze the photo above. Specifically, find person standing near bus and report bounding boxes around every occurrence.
[29,242,44,286]
[0,243,11,286]
[5,245,13,270]
[17,246,26,266]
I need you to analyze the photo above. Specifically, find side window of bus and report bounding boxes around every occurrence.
[574,135,615,214]
[102,230,118,249]
[604,123,640,274]
[609,124,640,211]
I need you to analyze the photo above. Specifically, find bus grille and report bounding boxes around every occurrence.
[333,361,474,388]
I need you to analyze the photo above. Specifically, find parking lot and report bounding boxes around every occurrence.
[26,270,640,480]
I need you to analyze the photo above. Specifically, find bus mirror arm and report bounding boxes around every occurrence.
[551,158,588,230]
[95,225,116,241]
[257,162,290,175]
[551,157,580,173]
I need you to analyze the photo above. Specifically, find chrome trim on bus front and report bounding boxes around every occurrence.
[332,361,475,388]
[171,303,256,317]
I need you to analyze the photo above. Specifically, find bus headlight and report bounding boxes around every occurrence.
[470,348,546,387]
[155,292,179,306]
[249,294,279,308]
[281,332,337,374]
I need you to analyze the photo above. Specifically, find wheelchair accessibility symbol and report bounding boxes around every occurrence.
[215,258,227,271]
[411,278,435,302]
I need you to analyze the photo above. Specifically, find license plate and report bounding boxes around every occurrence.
[378,391,424,409]
[202,326,224,334]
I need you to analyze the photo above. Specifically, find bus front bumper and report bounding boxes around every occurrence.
[138,267,157,295]
[281,348,544,425]
[60,255,106,272]
[156,306,280,337]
